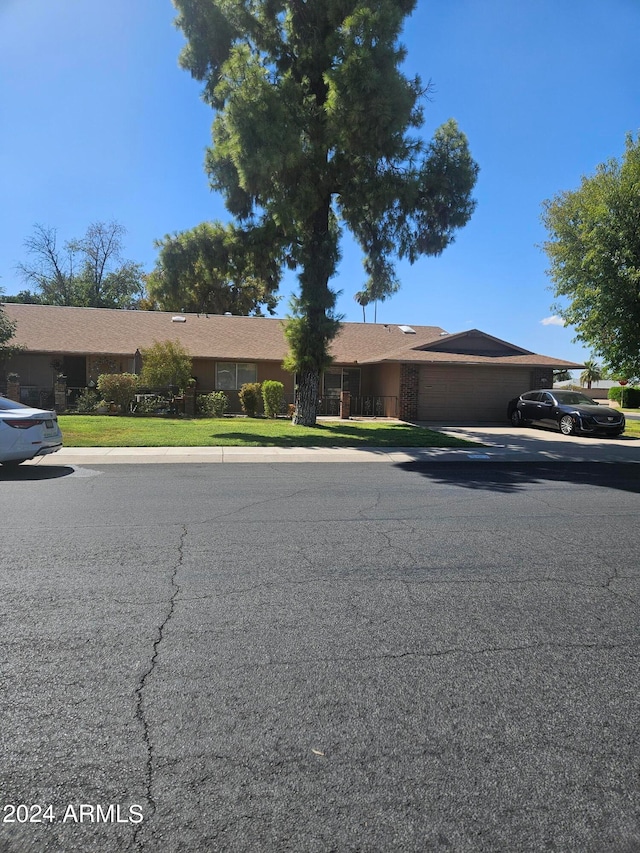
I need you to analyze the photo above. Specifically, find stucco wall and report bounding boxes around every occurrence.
[370,362,401,397]
[190,359,293,395]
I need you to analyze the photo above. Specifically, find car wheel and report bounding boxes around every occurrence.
[510,410,522,427]
[559,415,577,436]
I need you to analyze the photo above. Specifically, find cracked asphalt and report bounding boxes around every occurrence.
[1,461,639,852]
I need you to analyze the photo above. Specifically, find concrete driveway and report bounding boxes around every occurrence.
[429,423,640,463]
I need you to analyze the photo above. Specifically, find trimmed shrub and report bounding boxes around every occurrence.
[608,386,640,407]
[140,340,192,391]
[197,391,229,418]
[96,373,139,412]
[75,388,99,413]
[262,380,284,418]
[239,382,262,417]
[134,394,171,415]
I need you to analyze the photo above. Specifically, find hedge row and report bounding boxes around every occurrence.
[608,386,640,407]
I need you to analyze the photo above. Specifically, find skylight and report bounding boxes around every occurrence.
[398,325,416,334]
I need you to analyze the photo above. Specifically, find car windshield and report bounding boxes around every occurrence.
[0,396,31,411]
[553,391,597,406]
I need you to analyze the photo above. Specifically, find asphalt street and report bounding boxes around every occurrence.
[1,461,639,852]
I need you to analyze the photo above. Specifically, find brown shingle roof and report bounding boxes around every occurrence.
[4,304,288,360]
[376,349,577,367]
[2,303,581,368]
[3,303,444,362]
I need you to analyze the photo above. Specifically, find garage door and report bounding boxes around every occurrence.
[417,366,533,422]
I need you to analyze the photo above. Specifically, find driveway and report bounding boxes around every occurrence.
[428,423,640,463]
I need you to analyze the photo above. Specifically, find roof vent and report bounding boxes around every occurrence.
[171,316,186,323]
[398,325,416,334]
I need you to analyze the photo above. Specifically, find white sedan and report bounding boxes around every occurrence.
[0,396,63,467]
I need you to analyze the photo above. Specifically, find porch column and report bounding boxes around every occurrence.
[339,390,351,419]
[6,374,20,403]
[54,375,67,413]
[184,385,196,417]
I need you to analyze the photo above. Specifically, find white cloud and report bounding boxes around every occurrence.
[540,315,565,327]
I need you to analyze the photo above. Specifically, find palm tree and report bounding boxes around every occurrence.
[354,290,371,323]
[580,359,602,389]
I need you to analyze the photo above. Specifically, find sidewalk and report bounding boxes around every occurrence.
[25,425,640,465]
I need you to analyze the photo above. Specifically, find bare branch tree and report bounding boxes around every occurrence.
[15,221,144,308]
[16,224,77,305]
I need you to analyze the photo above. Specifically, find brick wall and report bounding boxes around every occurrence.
[531,368,554,389]
[399,364,419,421]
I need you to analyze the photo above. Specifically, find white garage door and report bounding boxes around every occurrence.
[417,366,533,422]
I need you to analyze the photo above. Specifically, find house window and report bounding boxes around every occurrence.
[216,362,257,390]
[323,368,361,397]
[342,368,361,396]
[323,371,342,398]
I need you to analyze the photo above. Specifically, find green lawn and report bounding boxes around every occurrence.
[57,415,477,448]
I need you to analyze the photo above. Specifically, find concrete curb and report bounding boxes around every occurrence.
[23,424,640,466]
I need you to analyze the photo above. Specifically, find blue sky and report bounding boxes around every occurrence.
[1,0,639,368]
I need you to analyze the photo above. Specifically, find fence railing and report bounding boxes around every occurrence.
[350,396,398,418]
[8,384,398,419]
[317,395,397,417]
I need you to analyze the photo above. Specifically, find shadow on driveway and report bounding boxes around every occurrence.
[394,461,640,495]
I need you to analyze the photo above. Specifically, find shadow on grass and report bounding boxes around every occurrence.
[212,423,475,448]
[394,461,640,495]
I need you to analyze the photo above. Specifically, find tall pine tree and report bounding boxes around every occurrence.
[174,1,478,424]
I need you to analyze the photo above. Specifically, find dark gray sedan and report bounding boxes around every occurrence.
[507,390,625,436]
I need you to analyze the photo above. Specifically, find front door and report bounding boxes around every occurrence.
[62,356,87,388]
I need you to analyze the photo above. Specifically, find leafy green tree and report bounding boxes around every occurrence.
[16,221,145,309]
[2,290,44,304]
[173,0,479,424]
[146,221,280,315]
[0,290,25,371]
[553,369,572,383]
[140,340,193,390]
[542,133,640,377]
[71,221,145,309]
